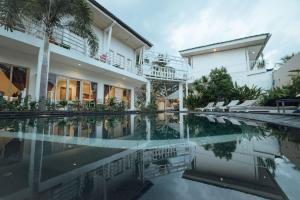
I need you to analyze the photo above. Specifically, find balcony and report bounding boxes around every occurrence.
[143,51,191,81]
[3,20,142,76]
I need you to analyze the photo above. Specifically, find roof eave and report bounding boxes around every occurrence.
[88,0,153,48]
[179,33,271,57]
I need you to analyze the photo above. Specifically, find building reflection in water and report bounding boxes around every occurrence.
[0,114,298,199]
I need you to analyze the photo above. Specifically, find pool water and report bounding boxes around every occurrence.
[0,113,299,200]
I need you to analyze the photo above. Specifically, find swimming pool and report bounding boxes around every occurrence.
[0,113,299,200]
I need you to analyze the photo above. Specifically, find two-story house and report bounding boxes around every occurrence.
[179,34,273,90]
[0,0,152,110]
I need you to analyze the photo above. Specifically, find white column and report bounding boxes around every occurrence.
[106,26,112,52]
[146,81,151,106]
[179,113,184,139]
[185,82,188,98]
[130,87,135,110]
[97,82,104,104]
[66,79,69,101]
[96,121,103,139]
[35,46,44,101]
[179,82,183,111]
[146,116,151,141]
[130,115,135,136]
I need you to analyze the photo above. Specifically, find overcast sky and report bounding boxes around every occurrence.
[97,0,300,65]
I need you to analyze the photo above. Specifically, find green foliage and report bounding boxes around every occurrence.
[232,83,262,102]
[59,100,68,107]
[206,67,234,101]
[142,95,157,112]
[261,74,300,106]
[185,95,202,110]
[29,101,38,111]
[186,67,262,110]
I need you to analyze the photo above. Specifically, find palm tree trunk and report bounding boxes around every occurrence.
[38,35,50,111]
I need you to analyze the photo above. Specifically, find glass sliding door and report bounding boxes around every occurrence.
[0,63,29,101]
[56,78,67,101]
[103,84,131,109]
[69,79,81,101]
[47,73,57,102]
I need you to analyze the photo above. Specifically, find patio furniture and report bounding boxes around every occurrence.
[229,100,258,112]
[218,100,240,112]
[207,101,225,111]
[276,99,300,113]
[195,102,215,112]
[223,117,242,126]
[216,116,226,124]
[207,115,216,123]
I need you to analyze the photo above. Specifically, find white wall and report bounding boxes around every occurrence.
[190,48,248,79]
[187,48,272,90]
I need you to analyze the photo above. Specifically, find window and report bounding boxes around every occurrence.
[0,63,29,101]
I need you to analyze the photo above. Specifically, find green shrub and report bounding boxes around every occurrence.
[232,83,261,102]
[260,74,300,106]
[189,67,262,110]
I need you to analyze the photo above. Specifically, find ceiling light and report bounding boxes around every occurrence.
[122,77,126,80]
[213,49,217,52]
[252,51,256,54]
[78,63,81,66]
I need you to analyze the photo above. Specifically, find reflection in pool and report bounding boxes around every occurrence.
[0,113,299,200]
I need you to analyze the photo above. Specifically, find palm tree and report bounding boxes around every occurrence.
[0,0,98,110]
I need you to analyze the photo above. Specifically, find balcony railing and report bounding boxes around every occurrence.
[9,19,142,76]
[249,60,269,71]
[143,51,191,81]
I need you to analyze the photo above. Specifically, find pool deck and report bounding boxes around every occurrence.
[186,111,300,129]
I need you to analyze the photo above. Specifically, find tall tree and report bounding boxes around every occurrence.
[0,0,98,110]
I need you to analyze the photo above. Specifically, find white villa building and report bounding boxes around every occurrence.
[179,34,273,90]
[0,0,155,110]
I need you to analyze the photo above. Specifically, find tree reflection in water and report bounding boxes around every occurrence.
[203,141,237,161]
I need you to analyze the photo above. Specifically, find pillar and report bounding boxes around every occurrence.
[130,87,135,110]
[146,81,151,106]
[179,82,184,111]
[179,113,184,139]
[185,82,188,98]
[106,26,112,52]
[96,121,103,139]
[35,46,44,101]
[146,116,151,141]
[97,82,104,104]
[130,115,135,136]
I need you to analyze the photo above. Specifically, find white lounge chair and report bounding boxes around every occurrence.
[195,102,215,112]
[216,116,226,124]
[218,100,239,112]
[206,115,216,122]
[207,101,225,111]
[229,100,258,112]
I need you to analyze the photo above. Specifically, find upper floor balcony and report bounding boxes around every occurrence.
[0,18,145,77]
[142,51,191,82]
